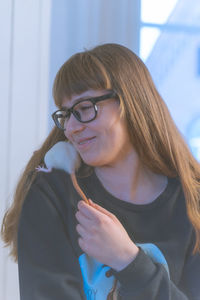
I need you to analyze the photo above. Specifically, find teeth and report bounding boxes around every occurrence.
[79,138,94,145]
[79,140,89,145]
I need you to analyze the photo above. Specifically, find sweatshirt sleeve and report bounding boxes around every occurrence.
[110,244,200,300]
[17,179,86,300]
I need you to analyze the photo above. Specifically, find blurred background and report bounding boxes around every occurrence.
[0,0,200,299]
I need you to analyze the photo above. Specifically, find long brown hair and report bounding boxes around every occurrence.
[1,43,200,265]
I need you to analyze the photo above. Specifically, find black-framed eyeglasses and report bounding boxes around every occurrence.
[52,91,117,130]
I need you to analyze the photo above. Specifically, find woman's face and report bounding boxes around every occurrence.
[63,89,133,167]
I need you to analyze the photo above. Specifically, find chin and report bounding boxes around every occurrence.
[82,160,102,167]
[80,155,105,167]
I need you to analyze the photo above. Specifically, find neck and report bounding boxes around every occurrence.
[94,150,167,204]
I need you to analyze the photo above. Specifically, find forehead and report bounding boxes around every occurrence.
[61,89,109,108]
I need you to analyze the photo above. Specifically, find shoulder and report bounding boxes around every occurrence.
[22,168,77,216]
[33,167,71,191]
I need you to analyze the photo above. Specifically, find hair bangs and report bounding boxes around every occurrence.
[53,52,112,107]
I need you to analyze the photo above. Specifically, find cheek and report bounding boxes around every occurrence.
[105,123,126,143]
[107,124,131,155]
[64,130,70,141]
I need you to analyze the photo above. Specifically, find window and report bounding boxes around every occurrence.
[140,0,200,161]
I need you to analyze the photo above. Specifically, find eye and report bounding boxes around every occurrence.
[56,112,66,118]
[75,101,93,112]
[80,105,93,111]
[56,111,70,122]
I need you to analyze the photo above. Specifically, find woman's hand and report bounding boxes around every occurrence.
[75,199,139,271]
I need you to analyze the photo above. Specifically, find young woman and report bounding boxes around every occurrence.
[1,43,200,300]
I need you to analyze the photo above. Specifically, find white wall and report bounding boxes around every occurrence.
[0,0,51,299]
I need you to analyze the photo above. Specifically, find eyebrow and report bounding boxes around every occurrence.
[60,91,116,110]
[61,94,104,110]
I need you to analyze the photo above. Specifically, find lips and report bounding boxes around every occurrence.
[75,136,96,151]
[77,137,96,144]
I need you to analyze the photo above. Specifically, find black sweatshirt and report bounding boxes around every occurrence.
[17,168,200,299]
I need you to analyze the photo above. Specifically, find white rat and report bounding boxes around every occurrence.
[42,141,89,204]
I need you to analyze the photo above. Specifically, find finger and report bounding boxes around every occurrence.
[78,237,87,252]
[76,223,88,238]
[77,201,97,220]
[78,200,115,222]
[88,199,115,219]
[75,210,93,227]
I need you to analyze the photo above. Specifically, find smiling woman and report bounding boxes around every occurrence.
[61,89,131,167]
[1,43,200,300]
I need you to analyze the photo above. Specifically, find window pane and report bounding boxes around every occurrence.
[140,0,200,161]
[140,27,161,61]
[141,0,200,26]
[141,0,179,24]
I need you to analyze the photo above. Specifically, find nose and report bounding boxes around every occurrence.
[64,113,85,138]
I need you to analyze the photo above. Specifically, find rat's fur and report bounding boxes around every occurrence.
[44,141,81,174]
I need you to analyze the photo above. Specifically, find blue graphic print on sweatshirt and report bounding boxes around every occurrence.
[78,243,169,300]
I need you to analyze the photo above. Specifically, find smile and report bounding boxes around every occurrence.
[76,137,96,150]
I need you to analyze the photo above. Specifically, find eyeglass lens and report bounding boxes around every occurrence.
[55,100,96,129]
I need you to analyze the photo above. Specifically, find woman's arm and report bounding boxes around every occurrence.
[110,236,200,299]
[17,181,86,300]
[75,200,200,300]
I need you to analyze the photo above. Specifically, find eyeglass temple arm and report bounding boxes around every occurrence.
[70,173,90,205]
